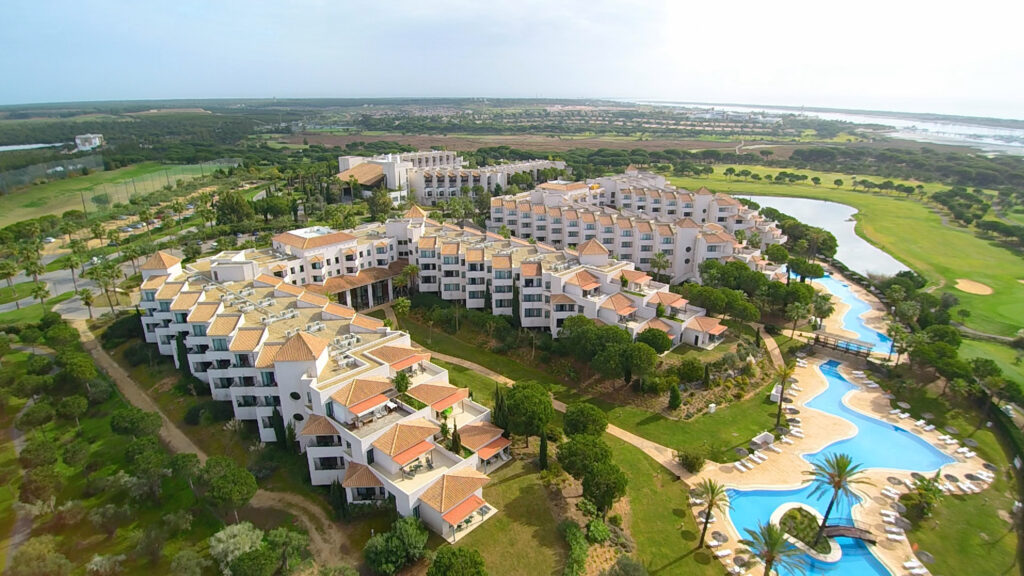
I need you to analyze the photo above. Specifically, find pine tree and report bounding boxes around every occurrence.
[539,434,549,470]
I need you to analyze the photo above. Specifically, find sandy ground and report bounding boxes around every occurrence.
[954,278,994,295]
[691,355,993,576]
[812,267,890,341]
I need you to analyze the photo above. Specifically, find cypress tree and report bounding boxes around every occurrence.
[703,364,711,388]
[450,423,462,454]
[539,433,548,470]
[668,384,682,411]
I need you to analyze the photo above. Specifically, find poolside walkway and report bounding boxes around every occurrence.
[691,353,994,576]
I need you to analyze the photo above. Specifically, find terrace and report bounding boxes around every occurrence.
[371,444,462,493]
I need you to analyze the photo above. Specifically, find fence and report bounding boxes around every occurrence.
[0,154,105,192]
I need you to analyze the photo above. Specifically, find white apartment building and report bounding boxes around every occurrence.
[75,133,104,151]
[336,150,566,206]
[137,251,504,542]
[488,173,787,283]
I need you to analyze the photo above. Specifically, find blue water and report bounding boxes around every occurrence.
[725,361,955,575]
[814,274,892,354]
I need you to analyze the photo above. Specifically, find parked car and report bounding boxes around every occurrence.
[116,215,129,221]
[42,237,55,244]
[120,226,132,233]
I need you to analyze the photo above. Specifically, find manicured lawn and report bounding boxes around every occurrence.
[668,335,738,364]
[402,315,777,462]
[606,436,722,575]
[0,282,37,305]
[433,358,499,407]
[456,457,566,576]
[0,290,76,324]
[669,169,1024,338]
[959,338,1024,394]
[0,162,228,227]
[890,387,1020,576]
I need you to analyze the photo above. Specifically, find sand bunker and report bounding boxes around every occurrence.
[954,279,993,295]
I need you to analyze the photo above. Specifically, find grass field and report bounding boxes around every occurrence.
[668,167,1024,338]
[959,339,1024,391]
[0,290,76,324]
[0,282,37,305]
[0,162,227,227]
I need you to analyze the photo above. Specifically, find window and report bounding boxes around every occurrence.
[707,245,719,253]
[494,285,512,293]
[142,290,156,302]
[640,245,653,252]
[494,270,512,280]
[192,325,207,337]
[524,308,542,317]
[212,338,228,351]
[523,293,542,302]
[685,246,692,253]
[641,233,653,241]
[158,301,170,312]
[662,237,673,244]
[640,257,651,264]
[442,256,458,265]
[174,312,187,323]
[468,291,486,299]
[620,241,633,248]
[262,372,276,386]
[494,299,513,308]
[443,283,460,292]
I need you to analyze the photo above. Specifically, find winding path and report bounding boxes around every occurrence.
[72,320,353,566]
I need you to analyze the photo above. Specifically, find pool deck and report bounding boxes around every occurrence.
[693,355,992,576]
[813,267,891,345]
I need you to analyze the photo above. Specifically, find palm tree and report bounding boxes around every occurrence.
[402,264,420,295]
[785,302,809,338]
[123,244,140,275]
[79,288,95,319]
[65,254,82,293]
[740,521,806,576]
[0,260,18,309]
[811,292,834,330]
[694,479,730,548]
[804,453,873,546]
[649,251,671,283]
[23,256,45,285]
[774,363,796,429]
[31,282,49,305]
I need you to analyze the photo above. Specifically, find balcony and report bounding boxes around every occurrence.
[371,445,460,493]
[341,405,412,438]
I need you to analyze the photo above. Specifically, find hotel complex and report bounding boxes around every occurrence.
[131,166,787,538]
[337,149,565,206]
[137,251,504,542]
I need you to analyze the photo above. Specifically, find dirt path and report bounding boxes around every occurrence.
[72,319,352,567]
[3,401,35,572]
[756,324,785,369]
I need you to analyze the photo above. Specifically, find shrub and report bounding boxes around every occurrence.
[87,380,113,405]
[586,519,611,544]
[607,513,623,528]
[563,403,608,437]
[602,555,649,576]
[677,448,706,473]
[668,384,682,410]
[100,314,143,349]
[575,498,599,518]
[764,323,782,335]
[20,436,58,469]
[26,355,53,376]
[559,520,588,576]
[123,342,153,367]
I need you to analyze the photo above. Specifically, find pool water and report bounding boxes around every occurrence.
[724,361,954,575]
[813,274,892,354]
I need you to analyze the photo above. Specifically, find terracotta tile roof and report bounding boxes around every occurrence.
[520,262,541,276]
[619,269,651,283]
[419,469,490,513]
[372,419,439,459]
[418,237,437,249]
[539,181,586,191]
[550,294,575,305]
[690,316,728,335]
[207,314,241,336]
[255,343,282,368]
[442,494,486,526]
[636,221,653,233]
[351,314,385,331]
[600,293,637,316]
[275,283,305,297]
[695,186,713,195]
[565,270,600,291]
[458,421,504,452]
[187,302,220,322]
[676,218,700,228]
[715,194,741,206]
[331,378,392,408]
[492,256,511,269]
[299,414,341,436]
[140,251,182,270]
[298,291,330,307]
[407,384,465,410]
[315,260,406,294]
[440,243,460,256]
[466,248,484,263]
[577,238,609,256]
[276,332,329,362]
[342,461,384,488]
[703,233,734,244]
[476,436,511,460]
[337,162,385,187]
[405,205,429,218]
[370,345,428,370]
[141,274,168,290]
[156,282,185,300]
[323,302,356,319]
[254,274,282,287]
[657,224,674,236]
[308,255,324,263]
[273,230,357,250]
[170,291,202,311]
[230,327,265,351]
[350,394,389,415]
[649,291,686,308]
[644,317,674,334]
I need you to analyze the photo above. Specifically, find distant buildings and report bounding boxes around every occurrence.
[74,134,104,151]
[337,150,566,206]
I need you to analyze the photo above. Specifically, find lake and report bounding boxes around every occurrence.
[738,195,909,277]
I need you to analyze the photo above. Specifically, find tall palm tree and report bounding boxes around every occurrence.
[694,479,730,548]
[811,292,834,331]
[786,302,809,338]
[402,264,420,295]
[649,251,671,283]
[31,282,49,306]
[805,453,873,546]
[774,363,796,429]
[740,522,806,576]
[0,260,18,310]
[65,254,82,293]
[79,288,95,319]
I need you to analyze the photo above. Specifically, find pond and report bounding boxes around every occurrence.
[738,195,909,278]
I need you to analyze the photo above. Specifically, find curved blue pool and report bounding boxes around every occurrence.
[814,274,892,354]
[724,360,954,575]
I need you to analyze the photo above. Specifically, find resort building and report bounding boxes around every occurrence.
[136,250,503,542]
[336,150,566,206]
[488,169,787,283]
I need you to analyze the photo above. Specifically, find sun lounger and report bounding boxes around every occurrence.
[889,408,901,414]
[923,424,935,431]
[727,566,744,575]
[790,385,803,391]
[689,498,705,505]
[944,438,958,445]
[903,560,923,569]
[883,516,898,525]
[964,450,976,458]
[899,412,911,419]
[714,549,732,558]
[880,509,898,518]
[938,434,950,440]
[733,462,746,473]
[909,568,929,576]
[789,417,802,423]
[768,444,783,453]
[790,430,805,438]
[887,533,906,542]
[780,437,794,444]
[867,382,880,388]
[885,526,904,535]
[915,419,927,427]
[707,539,722,548]
[956,447,969,454]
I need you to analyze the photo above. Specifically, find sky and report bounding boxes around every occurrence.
[2,0,1023,119]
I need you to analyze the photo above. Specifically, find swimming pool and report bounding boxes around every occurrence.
[724,361,954,575]
[814,274,892,354]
